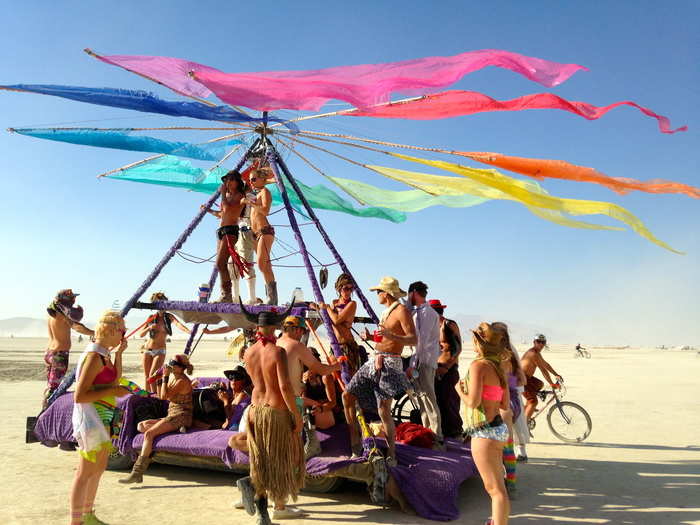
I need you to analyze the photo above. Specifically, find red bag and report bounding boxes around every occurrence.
[395,422,435,449]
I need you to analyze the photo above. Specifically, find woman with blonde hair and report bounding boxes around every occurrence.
[70,310,130,525]
[120,353,194,484]
[457,322,510,525]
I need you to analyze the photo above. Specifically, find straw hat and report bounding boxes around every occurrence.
[369,276,406,299]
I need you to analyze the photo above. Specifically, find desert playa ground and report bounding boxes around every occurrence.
[1,337,699,524]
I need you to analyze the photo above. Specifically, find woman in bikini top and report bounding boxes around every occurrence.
[246,166,277,303]
[138,293,191,393]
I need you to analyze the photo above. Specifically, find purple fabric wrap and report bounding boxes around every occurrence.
[132,429,246,467]
[145,300,310,316]
[34,391,76,445]
[389,438,478,521]
[508,373,522,420]
[268,154,343,362]
[35,394,477,521]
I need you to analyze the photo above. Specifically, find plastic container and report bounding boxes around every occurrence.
[198,283,211,303]
[292,287,305,303]
[372,330,383,343]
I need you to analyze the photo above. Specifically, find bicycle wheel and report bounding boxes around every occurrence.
[573,352,581,358]
[547,401,592,443]
[392,395,415,424]
[584,350,591,359]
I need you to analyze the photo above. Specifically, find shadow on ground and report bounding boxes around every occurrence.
[508,456,700,524]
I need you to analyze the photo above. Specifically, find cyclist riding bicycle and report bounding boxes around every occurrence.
[520,334,563,421]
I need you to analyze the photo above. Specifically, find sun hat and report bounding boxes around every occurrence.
[428,299,447,309]
[369,276,406,298]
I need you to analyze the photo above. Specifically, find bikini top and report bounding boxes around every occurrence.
[93,355,117,385]
[482,383,504,402]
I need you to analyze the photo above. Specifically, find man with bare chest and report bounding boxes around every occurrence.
[236,303,306,524]
[520,334,563,420]
[343,277,416,462]
[204,169,247,303]
[44,289,94,407]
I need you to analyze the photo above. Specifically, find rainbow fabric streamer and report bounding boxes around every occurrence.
[386,153,681,253]
[94,49,586,111]
[366,165,624,232]
[349,90,687,134]
[326,175,488,212]
[12,128,243,162]
[0,84,296,130]
[458,151,700,198]
[119,377,149,397]
[105,155,405,223]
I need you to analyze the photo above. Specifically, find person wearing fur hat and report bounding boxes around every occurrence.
[44,289,94,408]
[234,299,306,524]
[343,276,416,464]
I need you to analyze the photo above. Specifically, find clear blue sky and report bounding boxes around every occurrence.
[1,1,698,346]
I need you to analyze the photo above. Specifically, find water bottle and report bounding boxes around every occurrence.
[198,283,211,303]
[292,287,304,303]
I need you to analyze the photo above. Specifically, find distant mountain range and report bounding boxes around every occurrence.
[0,317,48,338]
[0,313,576,343]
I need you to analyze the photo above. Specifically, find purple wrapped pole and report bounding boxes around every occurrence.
[271,147,379,325]
[268,152,343,364]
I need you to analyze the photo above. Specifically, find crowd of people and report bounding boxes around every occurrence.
[46,275,565,525]
[43,156,566,525]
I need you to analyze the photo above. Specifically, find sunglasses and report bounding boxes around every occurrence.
[168,359,184,368]
[342,286,354,292]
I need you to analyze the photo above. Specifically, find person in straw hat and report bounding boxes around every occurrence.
[342,276,416,464]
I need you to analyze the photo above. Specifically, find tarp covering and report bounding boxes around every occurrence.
[0,84,296,130]
[12,128,243,161]
[386,153,681,253]
[105,155,406,223]
[100,49,586,111]
[460,151,700,198]
[349,90,687,134]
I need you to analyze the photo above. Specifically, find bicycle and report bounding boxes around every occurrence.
[527,380,592,443]
[574,345,591,359]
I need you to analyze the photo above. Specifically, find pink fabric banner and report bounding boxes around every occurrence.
[91,51,220,99]
[188,49,586,110]
[349,90,687,134]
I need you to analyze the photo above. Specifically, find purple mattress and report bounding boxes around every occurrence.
[33,392,477,521]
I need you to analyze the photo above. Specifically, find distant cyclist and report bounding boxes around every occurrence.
[575,343,588,358]
[520,334,563,421]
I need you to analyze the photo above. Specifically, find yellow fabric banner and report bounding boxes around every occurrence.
[366,165,624,232]
[376,154,680,253]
